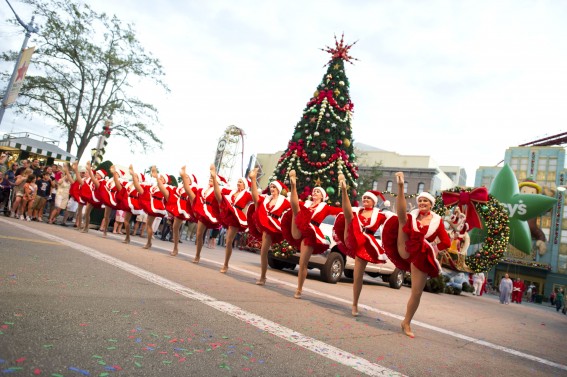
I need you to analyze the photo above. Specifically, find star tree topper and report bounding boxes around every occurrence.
[321,33,359,66]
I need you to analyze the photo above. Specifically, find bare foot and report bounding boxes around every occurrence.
[143,242,152,249]
[192,257,200,264]
[401,322,415,338]
[220,266,228,273]
[255,278,266,286]
[294,289,302,299]
[122,237,130,244]
[352,305,359,317]
[170,250,178,257]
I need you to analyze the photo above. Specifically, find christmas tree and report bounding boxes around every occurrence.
[269,35,359,207]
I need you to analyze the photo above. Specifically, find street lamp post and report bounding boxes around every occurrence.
[0,0,39,127]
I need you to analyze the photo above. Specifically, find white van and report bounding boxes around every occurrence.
[267,214,406,288]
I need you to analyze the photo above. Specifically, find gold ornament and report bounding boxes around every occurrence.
[343,138,351,147]
[334,88,340,96]
[314,177,322,186]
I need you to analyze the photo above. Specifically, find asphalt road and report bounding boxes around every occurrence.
[1,217,566,377]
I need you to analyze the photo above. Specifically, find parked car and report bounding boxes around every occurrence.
[267,214,406,288]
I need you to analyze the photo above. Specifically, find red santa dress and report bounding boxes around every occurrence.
[96,178,121,210]
[139,184,167,218]
[165,186,196,221]
[281,201,341,254]
[382,209,451,277]
[79,177,103,208]
[219,189,253,231]
[248,194,291,244]
[69,181,85,205]
[192,186,231,229]
[333,207,389,264]
[116,181,144,215]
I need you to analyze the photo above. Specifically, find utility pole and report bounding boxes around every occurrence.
[0,0,39,127]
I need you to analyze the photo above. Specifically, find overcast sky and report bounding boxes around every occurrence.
[1,0,566,186]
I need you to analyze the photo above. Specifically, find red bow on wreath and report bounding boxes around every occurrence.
[442,187,489,230]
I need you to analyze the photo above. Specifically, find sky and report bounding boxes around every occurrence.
[1,0,566,186]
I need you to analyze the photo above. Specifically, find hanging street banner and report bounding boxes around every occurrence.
[3,46,35,106]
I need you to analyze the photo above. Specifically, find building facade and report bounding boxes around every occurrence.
[475,146,567,299]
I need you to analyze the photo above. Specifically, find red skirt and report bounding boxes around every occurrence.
[334,213,387,264]
[219,198,246,231]
[381,215,441,277]
[294,207,329,255]
[280,210,301,249]
[249,204,283,244]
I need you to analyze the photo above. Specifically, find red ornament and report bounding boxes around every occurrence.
[337,140,343,145]
[321,141,328,149]
[325,128,330,133]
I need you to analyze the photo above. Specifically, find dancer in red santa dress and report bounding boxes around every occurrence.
[153,166,197,257]
[90,165,125,238]
[181,165,231,264]
[285,170,342,299]
[70,161,87,230]
[80,161,107,233]
[110,164,144,244]
[133,166,168,250]
[381,172,451,338]
[247,168,291,285]
[334,173,390,316]
[210,164,253,274]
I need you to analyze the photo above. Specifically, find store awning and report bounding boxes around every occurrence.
[0,136,77,162]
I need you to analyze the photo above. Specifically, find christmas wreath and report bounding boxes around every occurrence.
[432,187,510,273]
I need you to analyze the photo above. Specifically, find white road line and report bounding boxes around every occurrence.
[3,220,403,377]
[5,219,567,373]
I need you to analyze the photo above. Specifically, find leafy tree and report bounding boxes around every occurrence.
[0,0,168,159]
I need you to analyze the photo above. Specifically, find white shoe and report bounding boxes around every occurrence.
[26,216,31,222]
[19,215,24,220]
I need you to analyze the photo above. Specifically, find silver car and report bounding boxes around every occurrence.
[267,214,406,288]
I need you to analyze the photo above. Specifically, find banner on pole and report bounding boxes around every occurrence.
[4,46,35,106]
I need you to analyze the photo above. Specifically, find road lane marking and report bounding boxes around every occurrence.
[0,235,61,245]
[72,230,567,372]
[4,219,567,373]
[1,219,403,377]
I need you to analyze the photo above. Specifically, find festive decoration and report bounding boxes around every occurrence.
[501,257,552,271]
[441,187,488,230]
[488,164,556,254]
[269,35,359,205]
[92,117,112,168]
[271,239,298,258]
[433,187,510,273]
